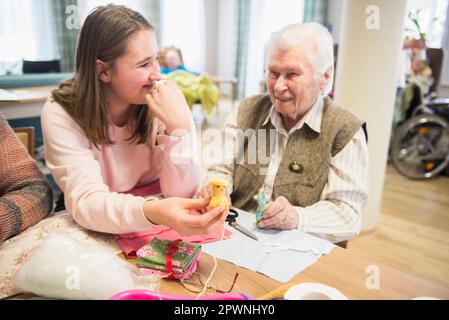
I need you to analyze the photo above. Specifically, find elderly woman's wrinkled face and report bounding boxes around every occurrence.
[268,47,326,122]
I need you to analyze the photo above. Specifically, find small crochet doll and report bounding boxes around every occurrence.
[207,180,229,211]
[255,193,268,222]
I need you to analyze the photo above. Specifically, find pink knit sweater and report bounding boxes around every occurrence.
[41,99,200,234]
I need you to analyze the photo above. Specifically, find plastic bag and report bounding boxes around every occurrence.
[12,234,160,300]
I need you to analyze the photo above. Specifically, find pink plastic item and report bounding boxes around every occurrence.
[110,289,253,300]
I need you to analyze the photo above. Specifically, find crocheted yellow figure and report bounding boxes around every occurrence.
[207,180,229,211]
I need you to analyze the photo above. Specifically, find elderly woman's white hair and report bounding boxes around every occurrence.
[268,22,335,96]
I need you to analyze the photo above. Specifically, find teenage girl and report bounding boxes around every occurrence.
[41,5,227,235]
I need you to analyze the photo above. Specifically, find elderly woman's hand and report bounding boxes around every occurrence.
[257,196,298,230]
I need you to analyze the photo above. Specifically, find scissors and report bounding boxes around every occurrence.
[227,209,258,241]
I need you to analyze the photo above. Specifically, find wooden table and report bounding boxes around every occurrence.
[0,86,54,120]
[157,246,449,300]
[6,240,449,300]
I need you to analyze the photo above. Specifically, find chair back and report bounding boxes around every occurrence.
[426,48,444,94]
[13,127,35,157]
[22,60,61,74]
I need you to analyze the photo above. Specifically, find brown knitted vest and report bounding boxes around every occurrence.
[230,95,363,212]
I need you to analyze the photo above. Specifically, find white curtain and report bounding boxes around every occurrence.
[78,0,147,21]
[244,0,305,97]
[0,0,58,75]
[160,0,206,73]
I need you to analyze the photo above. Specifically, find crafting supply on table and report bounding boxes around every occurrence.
[116,220,232,258]
[136,239,201,280]
[202,208,335,282]
[110,289,252,300]
[227,209,258,241]
[259,282,348,300]
[207,179,229,211]
[255,193,268,222]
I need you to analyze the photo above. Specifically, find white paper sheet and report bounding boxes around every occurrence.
[202,208,335,283]
[0,89,19,102]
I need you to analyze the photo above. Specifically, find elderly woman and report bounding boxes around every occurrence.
[199,23,369,244]
[0,113,53,242]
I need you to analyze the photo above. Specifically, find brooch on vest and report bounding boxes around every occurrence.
[289,161,304,174]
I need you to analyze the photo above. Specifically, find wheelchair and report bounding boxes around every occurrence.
[391,97,449,179]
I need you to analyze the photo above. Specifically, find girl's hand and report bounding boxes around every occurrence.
[145,81,191,136]
[196,184,213,200]
[143,197,228,236]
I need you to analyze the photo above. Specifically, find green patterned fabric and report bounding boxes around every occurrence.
[136,239,201,275]
[234,0,251,99]
[51,0,80,72]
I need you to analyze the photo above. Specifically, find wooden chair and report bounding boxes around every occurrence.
[13,127,35,157]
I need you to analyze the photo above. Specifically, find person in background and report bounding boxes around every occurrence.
[395,38,433,124]
[408,56,433,97]
[160,48,199,76]
[0,113,53,242]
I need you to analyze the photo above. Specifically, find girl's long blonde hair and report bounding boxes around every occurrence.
[52,4,154,146]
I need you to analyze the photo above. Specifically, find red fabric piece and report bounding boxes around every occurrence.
[117,180,231,258]
[165,240,180,276]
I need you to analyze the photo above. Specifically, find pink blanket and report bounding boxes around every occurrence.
[116,226,232,258]
[117,179,232,258]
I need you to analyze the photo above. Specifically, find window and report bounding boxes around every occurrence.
[405,0,448,48]
[159,0,206,73]
[0,0,158,76]
[0,0,58,75]
[244,0,305,96]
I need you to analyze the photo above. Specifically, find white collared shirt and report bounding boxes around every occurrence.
[205,96,370,243]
